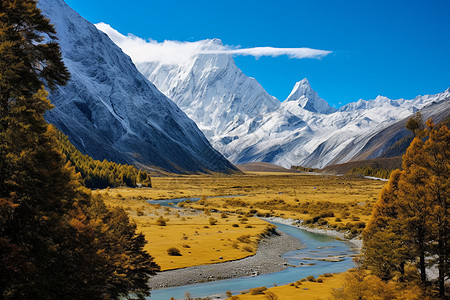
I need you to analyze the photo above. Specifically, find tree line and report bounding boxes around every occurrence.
[55,130,152,189]
[0,1,158,299]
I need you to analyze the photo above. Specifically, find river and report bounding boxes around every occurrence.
[146,221,357,299]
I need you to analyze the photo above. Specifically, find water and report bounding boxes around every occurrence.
[147,195,246,208]
[147,222,357,299]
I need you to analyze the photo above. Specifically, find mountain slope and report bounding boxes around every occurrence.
[99,26,449,169]
[285,78,336,114]
[135,39,280,140]
[37,0,237,173]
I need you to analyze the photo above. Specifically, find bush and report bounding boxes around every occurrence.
[237,234,251,243]
[242,246,253,252]
[250,286,267,295]
[220,212,228,218]
[209,217,218,225]
[317,278,323,283]
[167,247,181,256]
[156,216,166,226]
[232,224,239,227]
[306,275,315,282]
[265,291,278,300]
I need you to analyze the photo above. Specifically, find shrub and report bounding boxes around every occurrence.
[220,212,228,218]
[156,216,166,226]
[232,224,239,227]
[237,234,251,243]
[265,291,278,300]
[209,217,218,225]
[323,273,333,277]
[250,286,267,295]
[242,246,253,252]
[245,225,253,228]
[335,217,342,222]
[167,247,181,256]
[306,275,315,282]
[317,278,323,283]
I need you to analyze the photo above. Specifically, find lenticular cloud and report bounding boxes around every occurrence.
[96,22,331,65]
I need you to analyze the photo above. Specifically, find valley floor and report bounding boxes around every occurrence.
[94,172,386,298]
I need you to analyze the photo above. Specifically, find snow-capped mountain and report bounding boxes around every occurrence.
[225,88,449,168]
[37,0,237,173]
[96,20,450,170]
[135,39,280,140]
[285,78,336,114]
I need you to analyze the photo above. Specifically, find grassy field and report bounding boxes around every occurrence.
[98,190,272,270]
[231,273,346,300]
[94,172,386,296]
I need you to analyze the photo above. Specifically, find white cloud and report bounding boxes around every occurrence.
[96,22,331,65]
[201,47,331,59]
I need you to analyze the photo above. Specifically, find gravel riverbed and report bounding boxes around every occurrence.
[148,230,303,289]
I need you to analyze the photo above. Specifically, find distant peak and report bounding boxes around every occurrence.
[208,38,224,46]
[285,78,336,114]
[298,77,310,85]
[286,78,313,101]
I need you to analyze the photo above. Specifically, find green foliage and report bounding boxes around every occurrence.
[348,166,393,179]
[0,1,159,298]
[55,129,152,188]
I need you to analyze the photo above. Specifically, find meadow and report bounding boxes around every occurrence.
[95,172,386,271]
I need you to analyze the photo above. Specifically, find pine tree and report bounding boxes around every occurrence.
[0,1,158,298]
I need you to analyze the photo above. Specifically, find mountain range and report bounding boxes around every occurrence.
[113,36,449,169]
[38,0,237,174]
[38,0,449,173]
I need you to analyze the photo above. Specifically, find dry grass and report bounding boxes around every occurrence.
[98,194,269,270]
[233,273,346,300]
[94,172,386,269]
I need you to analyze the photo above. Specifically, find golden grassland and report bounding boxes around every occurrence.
[94,172,386,296]
[231,273,346,300]
[98,192,271,270]
[145,172,385,236]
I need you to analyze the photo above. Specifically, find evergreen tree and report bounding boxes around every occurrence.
[0,1,158,298]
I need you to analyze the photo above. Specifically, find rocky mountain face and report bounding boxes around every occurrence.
[38,0,237,173]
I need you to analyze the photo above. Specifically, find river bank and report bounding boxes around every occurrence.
[262,217,363,249]
[148,230,303,289]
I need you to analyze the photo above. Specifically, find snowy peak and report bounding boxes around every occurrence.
[37,0,237,174]
[285,78,336,114]
[134,39,280,140]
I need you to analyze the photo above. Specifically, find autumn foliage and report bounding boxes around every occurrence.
[363,120,449,298]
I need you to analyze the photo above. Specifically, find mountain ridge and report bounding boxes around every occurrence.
[38,0,238,174]
[96,22,450,169]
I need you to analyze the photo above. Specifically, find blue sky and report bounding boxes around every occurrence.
[65,0,450,107]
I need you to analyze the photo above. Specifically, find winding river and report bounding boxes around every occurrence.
[146,221,357,299]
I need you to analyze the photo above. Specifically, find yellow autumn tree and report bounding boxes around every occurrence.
[363,120,449,298]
